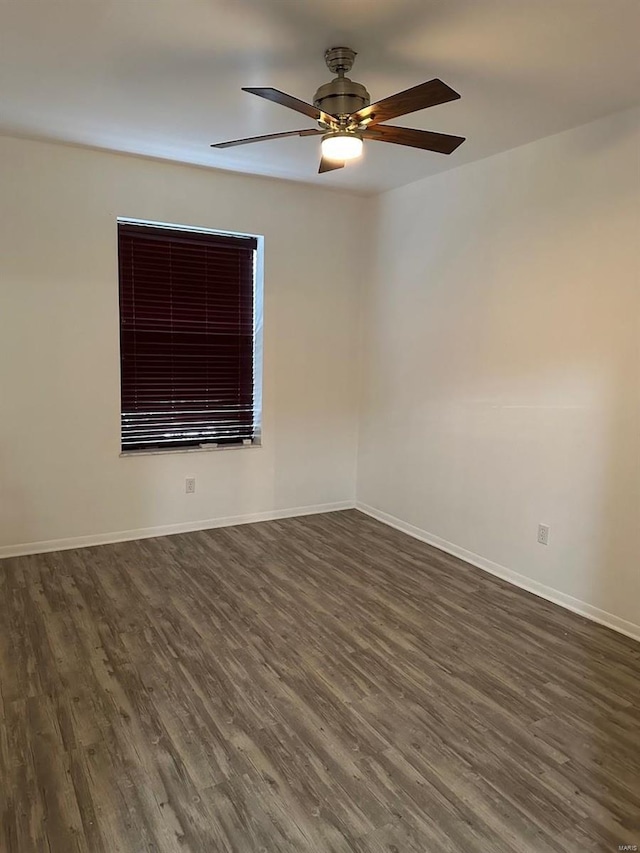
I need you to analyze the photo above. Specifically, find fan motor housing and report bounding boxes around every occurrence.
[313,77,370,119]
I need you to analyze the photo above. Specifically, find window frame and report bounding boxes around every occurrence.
[117,217,264,457]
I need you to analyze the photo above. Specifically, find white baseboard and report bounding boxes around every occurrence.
[0,501,356,560]
[356,502,640,643]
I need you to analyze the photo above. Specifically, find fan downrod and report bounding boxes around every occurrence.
[324,46,357,77]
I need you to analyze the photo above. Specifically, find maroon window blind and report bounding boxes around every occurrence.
[118,222,257,452]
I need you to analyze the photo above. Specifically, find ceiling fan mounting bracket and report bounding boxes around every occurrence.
[324,46,357,77]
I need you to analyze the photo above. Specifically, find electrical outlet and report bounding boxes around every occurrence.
[537,523,550,546]
[185,477,196,494]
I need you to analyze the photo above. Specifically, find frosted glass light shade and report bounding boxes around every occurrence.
[321,133,363,162]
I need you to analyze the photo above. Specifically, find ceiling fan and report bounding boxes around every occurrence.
[211,47,465,174]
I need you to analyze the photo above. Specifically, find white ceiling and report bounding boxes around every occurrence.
[1,0,639,193]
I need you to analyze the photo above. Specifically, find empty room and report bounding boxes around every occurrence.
[0,1,638,851]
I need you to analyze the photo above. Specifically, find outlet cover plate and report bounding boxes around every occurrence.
[537,523,550,545]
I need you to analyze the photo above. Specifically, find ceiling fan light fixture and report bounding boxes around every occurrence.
[321,131,363,162]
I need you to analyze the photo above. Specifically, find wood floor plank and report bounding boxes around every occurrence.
[0,509,638,852]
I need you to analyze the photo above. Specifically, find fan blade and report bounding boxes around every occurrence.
[211,128,322,149]
[318,157,345,174]
[351,79,460,127]
[243,87,337,127]
[364,124,465,155]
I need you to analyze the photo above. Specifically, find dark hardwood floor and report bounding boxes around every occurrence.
[0,509,638,852]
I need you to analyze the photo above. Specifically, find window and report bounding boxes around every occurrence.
[118,220,260,453]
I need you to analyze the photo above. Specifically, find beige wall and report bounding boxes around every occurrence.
[358,107,640,632]
[0,137,364,550]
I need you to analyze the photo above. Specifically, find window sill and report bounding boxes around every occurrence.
[120,441,262,458]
